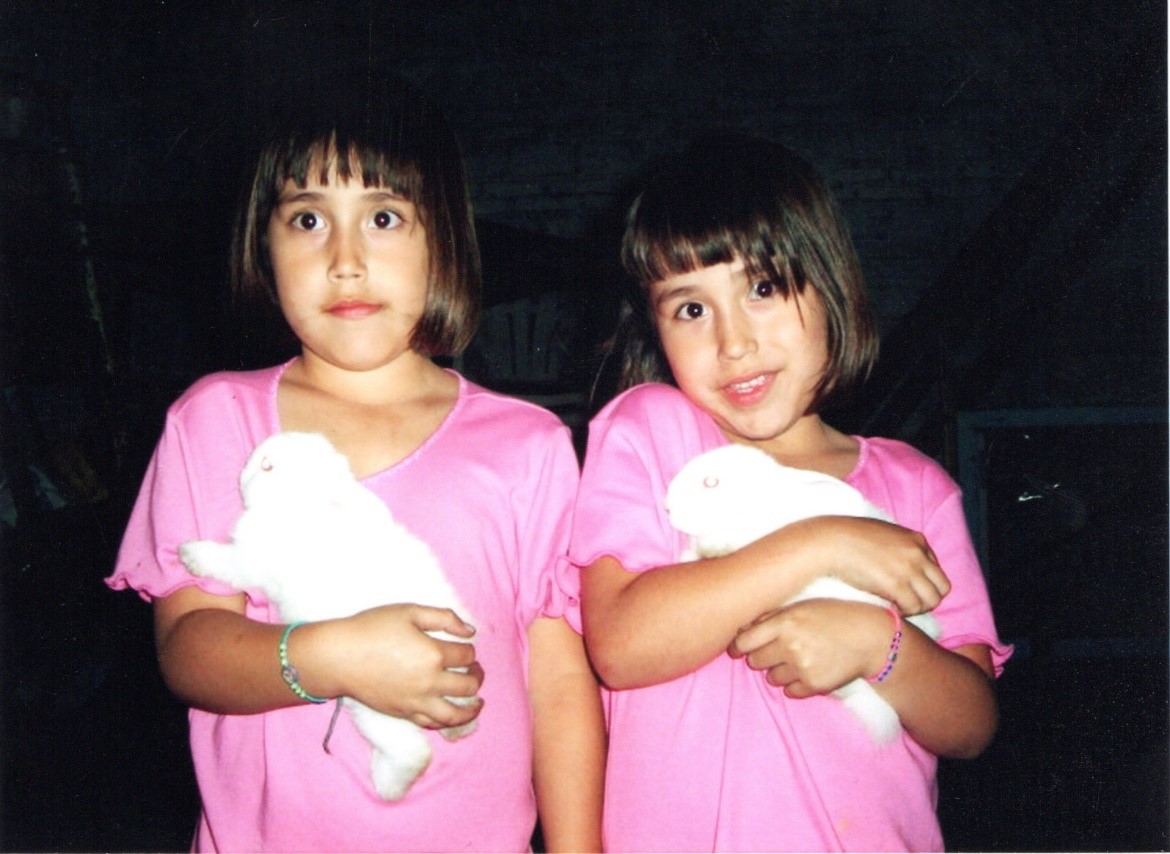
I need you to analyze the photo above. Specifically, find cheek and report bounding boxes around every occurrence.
[267,242,307,293]
[656,323,700,373]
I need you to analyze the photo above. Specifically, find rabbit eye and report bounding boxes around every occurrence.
[703,476,719,488]
[260,457,273,472]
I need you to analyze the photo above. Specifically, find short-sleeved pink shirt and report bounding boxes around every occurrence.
[107,361,581,852]
[570,383,1012,852]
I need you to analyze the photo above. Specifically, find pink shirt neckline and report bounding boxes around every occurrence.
[267,357,468,484]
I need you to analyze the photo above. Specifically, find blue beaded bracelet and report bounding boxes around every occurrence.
[867,608,903,684]
[279,622,329,704]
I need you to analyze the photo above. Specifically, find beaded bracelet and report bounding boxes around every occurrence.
[279,622,329,704]
[868,607,904,684]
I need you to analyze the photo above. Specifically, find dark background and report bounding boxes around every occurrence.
[1,2,1166,851]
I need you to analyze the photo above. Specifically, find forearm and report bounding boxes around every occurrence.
[583,529,819,689]
[528,618,605,852]
[876,631,998,758]
[155,594,324,714]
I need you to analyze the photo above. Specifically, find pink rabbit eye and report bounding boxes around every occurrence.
[260,457,273,472]
[703,476,719,488]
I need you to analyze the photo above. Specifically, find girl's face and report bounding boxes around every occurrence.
[266,163,430,375]
[650,258,830,455]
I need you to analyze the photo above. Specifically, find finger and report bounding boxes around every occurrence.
[765,663,801,691]
[781,678,814,698]
[435,664,484,699]
[904,565,947,613]
[412,606,477,638]
[407,711,445,729]
[425,696,484,729]
[890,576,931,616]
[407,691,484,730]
[730,622,770,659]
[435,638,478,670]
[925,559,951,598]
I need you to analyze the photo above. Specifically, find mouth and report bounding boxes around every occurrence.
[326,300,382,320]
[721,372,773,406]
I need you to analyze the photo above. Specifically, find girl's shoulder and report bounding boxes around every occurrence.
[593,382,698,425]
[454,374,573,442]
[167,363,286,427]
[850,435,962,512]
[585,383,726,471]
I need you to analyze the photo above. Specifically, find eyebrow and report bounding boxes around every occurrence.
[652,283,700,310]
[274,188,410,205]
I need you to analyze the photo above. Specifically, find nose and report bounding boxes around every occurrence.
[717,311,757,361]
[328,226,366,281]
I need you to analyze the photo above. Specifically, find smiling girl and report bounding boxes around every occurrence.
[572,133,1011,851]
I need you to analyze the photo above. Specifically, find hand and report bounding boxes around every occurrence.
[728,599,892,696]
[323,604,485,730]
[784,516,950,615]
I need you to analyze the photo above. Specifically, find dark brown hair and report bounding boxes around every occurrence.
[612,131,878,412]
[230,72,480,357]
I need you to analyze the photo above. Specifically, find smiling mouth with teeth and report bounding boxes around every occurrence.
[727,375,768,393]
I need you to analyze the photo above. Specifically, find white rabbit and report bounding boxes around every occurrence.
[178,431,478,800]
[665,443,940,746]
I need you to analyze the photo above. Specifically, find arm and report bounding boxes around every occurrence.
[583,514,949,690]
[154,584,484,729]
[528,616,605,853]
[730,599,997,758]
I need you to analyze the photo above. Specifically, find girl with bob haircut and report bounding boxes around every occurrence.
[616,132,877,410]
[108,71,603,853]
[572,132,1010,851]
[231,78,480,359]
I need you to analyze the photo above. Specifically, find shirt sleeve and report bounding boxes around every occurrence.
[515,422,583,628]
[570,384,727,577]
[917,468,1014,676]
[106,406,254,604]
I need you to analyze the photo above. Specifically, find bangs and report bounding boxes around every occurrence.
[622,195,800,296]
[272,135,425,209]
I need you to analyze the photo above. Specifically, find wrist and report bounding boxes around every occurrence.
[279,622,329,703]
[282,618,342,700]
[865,607,903,683]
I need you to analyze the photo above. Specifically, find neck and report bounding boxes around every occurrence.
[731,415,858,478]
[289,350,448,407]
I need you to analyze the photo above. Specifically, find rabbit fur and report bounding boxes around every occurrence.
[178,430,478,800]
[665,442,940,746]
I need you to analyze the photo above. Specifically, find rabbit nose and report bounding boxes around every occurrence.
[703,476,720,488]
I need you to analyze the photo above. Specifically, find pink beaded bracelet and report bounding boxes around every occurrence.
[868,607,903,683]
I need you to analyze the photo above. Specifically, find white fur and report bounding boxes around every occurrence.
[178,431,478,800]
[665,443,940,746]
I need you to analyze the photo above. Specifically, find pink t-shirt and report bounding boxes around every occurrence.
[107,361,581,853]
[570,383,1012,853]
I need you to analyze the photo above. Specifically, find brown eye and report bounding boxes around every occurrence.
[293,212,319,230]
[751,280,778,299]
[372,210,401,229]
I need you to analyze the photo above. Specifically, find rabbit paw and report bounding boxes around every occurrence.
[370,742,432,800]
[178,540,232,578]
